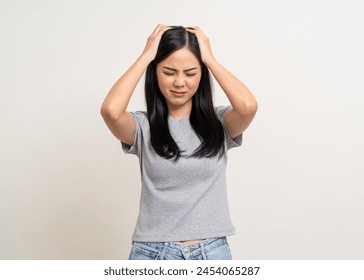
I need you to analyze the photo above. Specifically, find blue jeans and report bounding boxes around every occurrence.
[128,237,232,260]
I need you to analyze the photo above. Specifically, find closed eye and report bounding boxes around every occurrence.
[163,72,196,77]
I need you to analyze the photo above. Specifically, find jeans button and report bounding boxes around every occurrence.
[183,247,190,253]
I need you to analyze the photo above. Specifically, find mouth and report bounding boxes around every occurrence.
[171,90,187,96]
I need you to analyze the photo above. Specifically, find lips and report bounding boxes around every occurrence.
[171,90,187,95]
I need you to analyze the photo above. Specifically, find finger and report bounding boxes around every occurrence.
[187,26,204,35]
[155,26,171,39]
[157,24,172,34]
[151,24,168,36]
[186,27,197,34]
[193,26,206,36]
[186,26,197,31]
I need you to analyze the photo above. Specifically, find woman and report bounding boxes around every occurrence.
[100,25,258,260]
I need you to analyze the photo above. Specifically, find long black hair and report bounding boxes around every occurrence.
[145,26,225,162]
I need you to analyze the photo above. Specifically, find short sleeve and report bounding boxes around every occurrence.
[120,111,147,156]
[215,105,243,150]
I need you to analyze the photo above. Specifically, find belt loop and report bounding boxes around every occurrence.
[199,242,207,260]
[159,242,168,260]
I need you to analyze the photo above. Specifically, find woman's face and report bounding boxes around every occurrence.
[156,46,202,115]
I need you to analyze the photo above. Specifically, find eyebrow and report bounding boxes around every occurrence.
[163,66,198,72]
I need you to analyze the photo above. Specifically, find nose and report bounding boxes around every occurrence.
[173,75,185,87]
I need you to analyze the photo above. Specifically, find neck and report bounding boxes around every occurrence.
[167,103,192,120]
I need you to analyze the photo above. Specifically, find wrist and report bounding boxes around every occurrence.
[139,52,154,65]
[203,56,218,69]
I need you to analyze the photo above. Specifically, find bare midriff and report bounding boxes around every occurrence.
[175,239,206,245]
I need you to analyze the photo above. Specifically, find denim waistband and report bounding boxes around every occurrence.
[132,237,227,260]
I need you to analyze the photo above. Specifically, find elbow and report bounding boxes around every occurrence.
[100,104,120,121]
[100,104,110,118]
[240,99,258,116]
[247,100,258,114]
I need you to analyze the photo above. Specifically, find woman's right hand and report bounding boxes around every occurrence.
[141,24,171,62]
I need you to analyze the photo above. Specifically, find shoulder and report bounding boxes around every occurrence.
[130,111,148,125]
[214,105,243,148]
[131,110,148,118]
[214,105,232,122]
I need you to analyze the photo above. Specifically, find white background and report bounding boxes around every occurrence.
[1,0,363,259]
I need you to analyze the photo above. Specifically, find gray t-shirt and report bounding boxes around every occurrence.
[121,105,242,242]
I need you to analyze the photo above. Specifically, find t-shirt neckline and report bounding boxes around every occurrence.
[168,115,190,123]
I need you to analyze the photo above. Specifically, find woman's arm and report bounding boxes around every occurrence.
[204,59,258,138]
[100,25,170,145]
[100,54,150,145]
[187,27,258,138]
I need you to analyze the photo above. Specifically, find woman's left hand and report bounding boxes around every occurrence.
[187,26,215,65]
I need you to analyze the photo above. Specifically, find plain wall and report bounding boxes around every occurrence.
[1,0,363,259]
